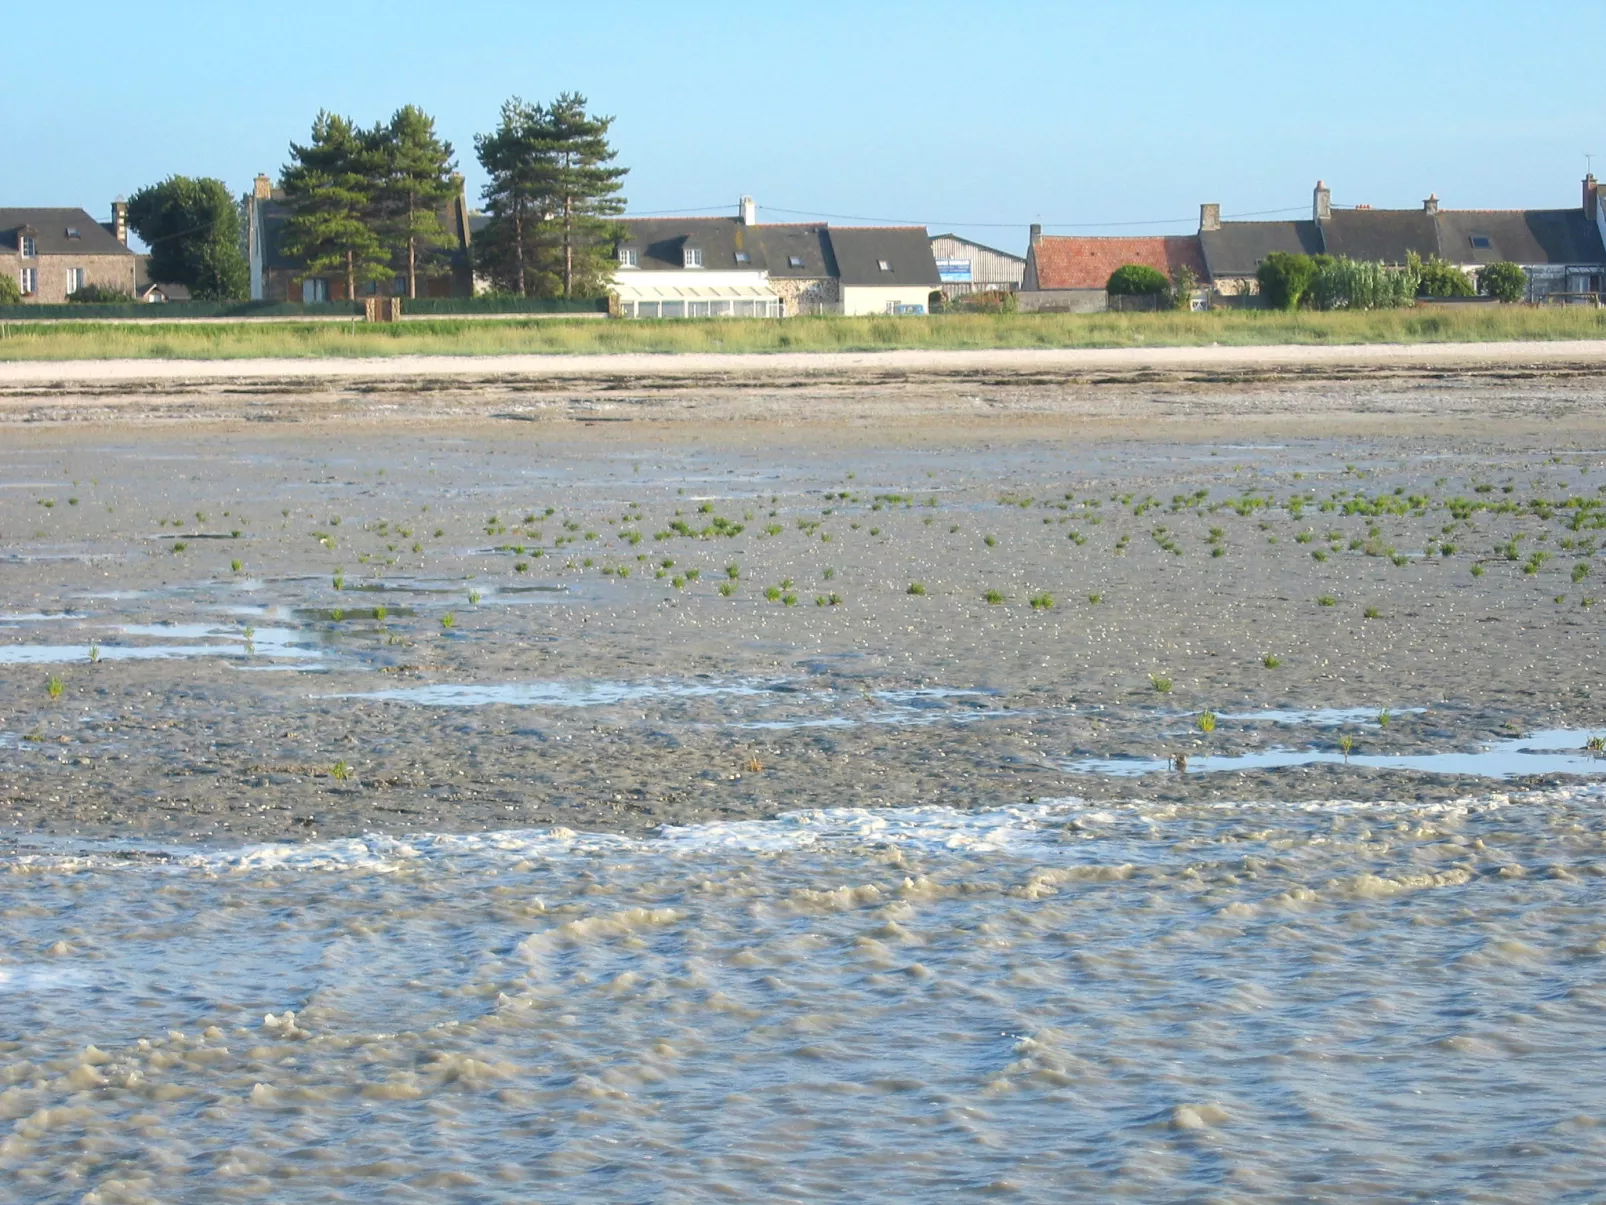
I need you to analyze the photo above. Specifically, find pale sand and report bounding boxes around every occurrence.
[4,338,1606,386]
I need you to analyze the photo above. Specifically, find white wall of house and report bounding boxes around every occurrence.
[841,285,937,316]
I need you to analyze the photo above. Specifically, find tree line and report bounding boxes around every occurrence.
[111,94,626,303]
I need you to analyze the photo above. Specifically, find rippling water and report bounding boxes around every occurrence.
[5,790,1606,1203]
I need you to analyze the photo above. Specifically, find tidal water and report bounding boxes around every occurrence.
[4,790,1606,1203]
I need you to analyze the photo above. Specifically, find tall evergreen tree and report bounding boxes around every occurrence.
[279,112,389,301]
[538,93,629,298]
[126,176,248,300]
[474,94,628,297]
[372,106,458,299]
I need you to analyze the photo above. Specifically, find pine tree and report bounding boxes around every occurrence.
[280,112,390,301]
[474,94,628,297]
[372,106,458,299]
[537,93,629,299]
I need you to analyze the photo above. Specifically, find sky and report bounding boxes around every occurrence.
[8,0,1605,255]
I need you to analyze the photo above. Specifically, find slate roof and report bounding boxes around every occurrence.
[1029,235,1206,290]
[1200,221,1322,277]
[614,218,927,283]
[0,208,132,257]
[1318,209,1438,264]
[826,226,939,286]
[1434,209,1605,266]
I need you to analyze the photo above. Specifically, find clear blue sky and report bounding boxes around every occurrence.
[9,0,1603,255]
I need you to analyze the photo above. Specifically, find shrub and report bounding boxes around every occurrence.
[1416,256,1475,298]
[1169,265,1198,311]
[1106,264,1170,296]
[0,274,21,304]
[1477,261,1526,303]
[1308,257,1417,310]
[1256,252,1316,310]
[67,283,136,304]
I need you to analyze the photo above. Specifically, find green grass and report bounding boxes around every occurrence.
[5,307,1606,361]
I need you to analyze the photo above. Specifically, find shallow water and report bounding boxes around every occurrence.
[4,791,1606,1202]
[1067,729,1606,780]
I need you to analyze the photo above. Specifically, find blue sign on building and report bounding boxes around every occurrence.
[936,259,972,283]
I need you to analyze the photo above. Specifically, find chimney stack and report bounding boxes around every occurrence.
[1313,180,1332,223]
[1423,193,1439,215]
[254,173,273,201]
[1199,203,1221,233]
[1029,222,1042,247]
[739,195,756,226]
[1585,174,1599,217]
[111,197,128,245]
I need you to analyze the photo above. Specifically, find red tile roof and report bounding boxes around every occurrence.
[1030,235,1207,290]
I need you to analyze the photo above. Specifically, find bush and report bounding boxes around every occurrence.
[1308,256,1418,310]
[950,289,1018,314]
[1169,265,1198,311]
[1416,256,1475,298]
[0,274,20,305]
[1106,264,1170,296]
[68,284,136,304]
[1256,252,1317,310]
[1477,261,1526,303]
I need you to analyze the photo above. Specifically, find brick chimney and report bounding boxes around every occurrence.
[110,197,128,244]
[739,195,756,226]
[1313,180,1332,223]
[1423,193,1439,215]
[1585,174,1599,217]
[1199,203,1221,232]
[254,173,273,201]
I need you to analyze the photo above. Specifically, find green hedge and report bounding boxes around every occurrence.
[403,296,607,315]
[0,300,365,320]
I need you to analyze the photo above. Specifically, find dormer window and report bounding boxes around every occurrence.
[618,247,638,268]
[788,255,804,268]
[734,251,750,264]
[1469,234,1491,249]
[683,247,703,268]
[66,227,81,239]
[19,235,35,258]
[878,259,892,272]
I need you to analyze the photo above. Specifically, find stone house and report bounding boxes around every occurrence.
[0,203,137,302]
[1198,178,1606,302]
[242,173,474,302]
[611,198,937,318]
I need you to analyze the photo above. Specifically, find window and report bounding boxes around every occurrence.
[65,227,80,239]
[1469,234,1492,249]
[683,247,702,268]
[788,255,804,268]
[65,268,85,294]
[734,251,750,264]
[618,247,638,267]
[18,235,35,258]
[302,278,329,303]
[878,259,892,272]
[20,267,36,295]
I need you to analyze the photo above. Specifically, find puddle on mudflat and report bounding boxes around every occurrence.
[334,678,771,708]
[0,624,319,664]
[1067,729,1606,779]
[1218,707,1428,726]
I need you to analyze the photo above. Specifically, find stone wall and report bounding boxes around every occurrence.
[1016,288,1106,314]
[770,276,839,317]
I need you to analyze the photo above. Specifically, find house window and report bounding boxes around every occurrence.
[65,268,85,294]
[734,251,750,264]
[618,247,638,267]
[878,259,892,271]
[18,235,35,258]
[1469,235,1492,249]
[20,267,36,295]
[302,278,329,303]
[788,255,804,268]
[683,247,702,268]
[66,227,80,239]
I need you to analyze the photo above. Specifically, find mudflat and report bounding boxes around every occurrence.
[3,365,1605,846]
